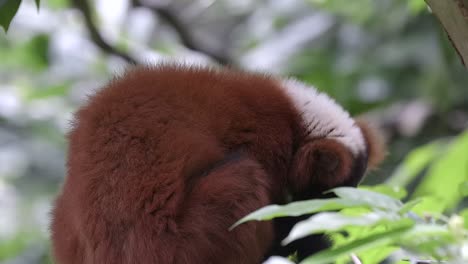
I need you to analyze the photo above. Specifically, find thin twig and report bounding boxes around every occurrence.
[71,0,138,64]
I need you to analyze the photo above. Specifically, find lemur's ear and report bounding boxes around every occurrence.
[289,139,354,193]
[355,118,386,171]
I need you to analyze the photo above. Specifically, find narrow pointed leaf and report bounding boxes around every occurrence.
[300,221,414,264]
[330,187,403,212]
[360,185,408,200]
[231,198,366,229]
[399,198,423,214]
[283,211,400,245]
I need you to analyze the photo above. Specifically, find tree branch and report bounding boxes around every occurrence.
[425,0,468,68]
[132,0,231,65]
[71,0,138,65]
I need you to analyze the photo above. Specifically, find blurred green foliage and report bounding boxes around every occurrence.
[0,34,49,71]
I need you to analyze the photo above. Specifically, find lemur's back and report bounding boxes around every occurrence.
[51,65,297,264]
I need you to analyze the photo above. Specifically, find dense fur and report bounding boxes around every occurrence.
[51,64,384,264]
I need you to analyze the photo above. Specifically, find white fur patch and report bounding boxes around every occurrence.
[279,79,365,155]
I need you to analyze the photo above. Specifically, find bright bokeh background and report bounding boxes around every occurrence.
[0,0,467,263]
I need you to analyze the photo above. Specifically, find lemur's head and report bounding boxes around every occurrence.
[279,79,385,197]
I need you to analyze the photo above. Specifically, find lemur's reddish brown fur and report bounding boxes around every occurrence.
[51,65,384,264]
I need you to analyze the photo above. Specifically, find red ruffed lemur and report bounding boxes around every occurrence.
[51,64,384,264]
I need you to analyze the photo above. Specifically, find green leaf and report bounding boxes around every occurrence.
[308,0,374,24]
[300,221,414,264]
[413,131,468,211]
[35,0,40,10]
[283,211,400,245]
[459,209,468,229]
[399,198,423,214]
[25,83,70,100]
[408,0,427,13]
[231,198,367,229]
[399,224,455,257]
[0,0,22,32]
[0,233,28,260]
[357,246,398,264]
[360,185,408,200]
[386,142,443,187]
[459,181,468,197]
[45,0,69,9]
[330,187,403,212]
[402,223,452,239]
[0,33,50,70]
[410,196,445,215]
